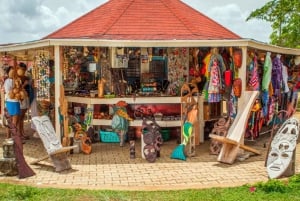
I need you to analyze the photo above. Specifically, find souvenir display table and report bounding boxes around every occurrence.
[66,94,205,144]
[66,96,182,127]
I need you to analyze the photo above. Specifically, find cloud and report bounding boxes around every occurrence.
[0,0,271,44]
[182,0,272,42]
[207,4,271,42]
[204,4,271,42]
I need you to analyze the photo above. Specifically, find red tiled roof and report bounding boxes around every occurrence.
[44,0,241,40]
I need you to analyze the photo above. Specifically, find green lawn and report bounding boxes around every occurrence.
[0,174,299,201]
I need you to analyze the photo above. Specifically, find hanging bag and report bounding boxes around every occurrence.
[224,70,232,87]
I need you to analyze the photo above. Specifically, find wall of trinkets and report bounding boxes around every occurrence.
[0,48,55,124]
[62,45,300,150]
[244,49,300,141]
[63,46,245,142]
[32,49,55,123]
[61,46,111,122]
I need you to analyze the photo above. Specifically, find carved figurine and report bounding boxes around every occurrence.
[98,78,106,98]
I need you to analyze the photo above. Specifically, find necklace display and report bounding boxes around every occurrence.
[34,52,50,101]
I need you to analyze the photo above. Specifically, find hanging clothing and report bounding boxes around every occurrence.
[248,55,259,90]
[202,52,211,78]
[267,96,277,125]
[282,65,289,93]
[229,87,237,118]
[208,59,221,102]
[261,90,269,117]
[271,54,283,97]
[202,52,211,100]
[207,53,226,103]
[262,52,272,91]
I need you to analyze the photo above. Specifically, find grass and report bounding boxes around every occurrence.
[0,174,299,201]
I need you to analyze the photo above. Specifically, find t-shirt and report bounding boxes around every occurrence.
[3,78,18,102]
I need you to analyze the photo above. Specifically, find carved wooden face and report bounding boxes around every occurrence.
[267,141,293,179]
[233,78,242,97]
[267,117,299,179]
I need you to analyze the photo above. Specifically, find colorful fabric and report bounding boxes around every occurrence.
[262,52,272,91]
[271,55,283,97]
[261,91,269,117]
[282,65,289,93]
[248,55,259,90]
[182,121,193,145]
[267,96,277,125]
[207,56,223,102]
[229,88,237,118]
[111,106,131,133]
[203,52,211,78]
[208,93,221,102]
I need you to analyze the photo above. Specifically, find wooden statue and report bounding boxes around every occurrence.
[3,108,35,179]
[98,78,106,98]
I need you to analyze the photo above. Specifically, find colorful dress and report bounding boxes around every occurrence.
[207,54,225,102]
[248,55,259,90]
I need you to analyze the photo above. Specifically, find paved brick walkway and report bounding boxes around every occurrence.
[0,116,299,191]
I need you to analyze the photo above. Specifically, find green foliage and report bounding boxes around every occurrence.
[255,179,290,193]
[1,176,300,201]
[290,173,300,183]
[246,0,300,48]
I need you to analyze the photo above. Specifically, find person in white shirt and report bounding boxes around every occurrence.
[3,66,20,138]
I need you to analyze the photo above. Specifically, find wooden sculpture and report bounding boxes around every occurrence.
[3,109,35,178]
[210,91,260,164]
[266,117,299,179]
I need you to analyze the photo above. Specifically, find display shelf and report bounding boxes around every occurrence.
[93,119,180,127]
[66,96,182,128]
[66,96,181,104]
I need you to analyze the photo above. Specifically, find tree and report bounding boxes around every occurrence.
[246,0,300,48]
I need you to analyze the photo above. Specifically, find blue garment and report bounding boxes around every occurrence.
[5,101,20,116]
[261,91,269,117]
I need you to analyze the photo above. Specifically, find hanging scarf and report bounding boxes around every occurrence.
[248,55,259,90]
[282,65,289,93]
[262,52,272,91]
[271,54,283,97]
[261,90,269,117]
[229,87,237,118]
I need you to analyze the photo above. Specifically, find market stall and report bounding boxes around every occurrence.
[0,0,299,165]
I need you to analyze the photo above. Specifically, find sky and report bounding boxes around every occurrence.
[0,0,272,44]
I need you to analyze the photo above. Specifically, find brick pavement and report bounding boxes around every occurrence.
[0,118,299,191]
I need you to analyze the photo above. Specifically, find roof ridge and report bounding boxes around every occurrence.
[165,0,240,38]
[101,0,134,36]
[161,0,194,35]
